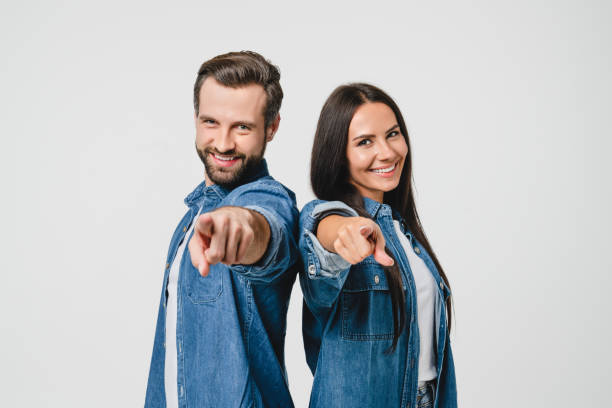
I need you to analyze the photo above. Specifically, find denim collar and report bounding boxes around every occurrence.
[362,196,385,218]
[184,159,270,208]
[362,196,413,235]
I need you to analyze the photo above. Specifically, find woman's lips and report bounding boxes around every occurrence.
[369,162,398,178]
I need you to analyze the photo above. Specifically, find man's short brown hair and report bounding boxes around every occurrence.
[193,51,283,129]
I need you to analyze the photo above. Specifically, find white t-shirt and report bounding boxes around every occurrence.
[165,209,200,408]
[392,220,438,382]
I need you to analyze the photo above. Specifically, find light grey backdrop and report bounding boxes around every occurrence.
[2,0,611,406]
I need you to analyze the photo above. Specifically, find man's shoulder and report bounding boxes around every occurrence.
[225,175,296,205]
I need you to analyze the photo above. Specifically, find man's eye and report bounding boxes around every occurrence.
[238,124,250,130]
[203,119,215,125]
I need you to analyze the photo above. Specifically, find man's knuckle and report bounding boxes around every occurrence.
[333,239,342,251]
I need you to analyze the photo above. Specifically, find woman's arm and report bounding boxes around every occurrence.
[298,201,393,311]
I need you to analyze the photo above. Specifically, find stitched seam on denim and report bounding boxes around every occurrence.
[185,268,224,304]
[228,181,288,203]
[302,249,343,309]
[182,220,224,304]
[343,286,389,293]
[341,292,395,340]
[383,218,415,408]
[177,285,187,407]
[246,279,253,361]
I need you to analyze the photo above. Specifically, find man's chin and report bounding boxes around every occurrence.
[205,166,243,187]
[202,153,263,188]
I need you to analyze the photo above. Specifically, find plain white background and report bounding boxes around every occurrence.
[2,0,611,406]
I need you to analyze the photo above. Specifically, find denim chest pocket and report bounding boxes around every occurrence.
[184,255,224,304]
[341,258,395,341]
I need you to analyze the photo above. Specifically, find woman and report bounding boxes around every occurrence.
[299,83,456,407]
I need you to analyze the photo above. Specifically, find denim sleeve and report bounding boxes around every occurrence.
[299,200,359,308]
[222,179,299,283]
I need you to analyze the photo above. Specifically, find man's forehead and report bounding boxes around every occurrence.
[199,77,266,117]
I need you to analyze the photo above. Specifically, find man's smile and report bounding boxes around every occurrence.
[209,152,242,167]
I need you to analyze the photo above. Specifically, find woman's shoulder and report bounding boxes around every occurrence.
[300,199,359,218]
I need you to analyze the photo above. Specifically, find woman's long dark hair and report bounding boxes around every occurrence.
[310,83,452,352]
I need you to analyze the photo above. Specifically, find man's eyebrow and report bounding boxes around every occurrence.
[197,115,257,128]
[352,124,400,141]
[198,114,216,121]
[231,120,257,128]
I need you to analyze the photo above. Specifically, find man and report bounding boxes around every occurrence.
[145,51,299,408]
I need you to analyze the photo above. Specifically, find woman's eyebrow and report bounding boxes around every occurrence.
[353,124,399,141]
[352,134,373,141]
[385,124,399,133]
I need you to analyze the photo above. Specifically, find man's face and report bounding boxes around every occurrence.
[195,77,278,188]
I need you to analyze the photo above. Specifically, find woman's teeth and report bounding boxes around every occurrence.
[371,164,396,173]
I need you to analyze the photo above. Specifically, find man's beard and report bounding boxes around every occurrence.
[197,143,266,189]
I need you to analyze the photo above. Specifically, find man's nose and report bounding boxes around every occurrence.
[216,128,236,153]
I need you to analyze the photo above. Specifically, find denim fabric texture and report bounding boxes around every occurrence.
[416,382,435,408]
[145,160,299,408]
[299,198,457,408]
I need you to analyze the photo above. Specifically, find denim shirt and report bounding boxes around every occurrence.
[299,198,457,408]
[145,160,299,408]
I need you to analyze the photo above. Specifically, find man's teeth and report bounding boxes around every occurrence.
[371,164,396,173]
[213,154,236,161]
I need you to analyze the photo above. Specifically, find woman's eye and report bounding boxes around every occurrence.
[357,139,372,146]
[387,130,399,138]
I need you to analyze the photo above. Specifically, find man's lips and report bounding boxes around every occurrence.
[210,152,242,167]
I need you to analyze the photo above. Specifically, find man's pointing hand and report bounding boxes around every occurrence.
[188,206,269,277]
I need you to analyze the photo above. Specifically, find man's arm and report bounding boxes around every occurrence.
[188,206,271,277]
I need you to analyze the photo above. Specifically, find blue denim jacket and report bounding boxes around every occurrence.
[145,160,299,408]
[299,198,457,408]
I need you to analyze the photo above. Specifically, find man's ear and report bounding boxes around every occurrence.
[266,114,281,142]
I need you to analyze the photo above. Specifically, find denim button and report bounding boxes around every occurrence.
[374,275,380,284]
[414,246,421,254]
[439,281,444,290]
[183,226,187,232]
[166,262,170,270]
[308,264,316,275]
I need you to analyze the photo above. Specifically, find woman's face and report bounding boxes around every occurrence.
[346,102,408,202]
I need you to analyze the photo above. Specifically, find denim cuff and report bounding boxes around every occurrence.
[303,201,358,278]
[310,201,359,230]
